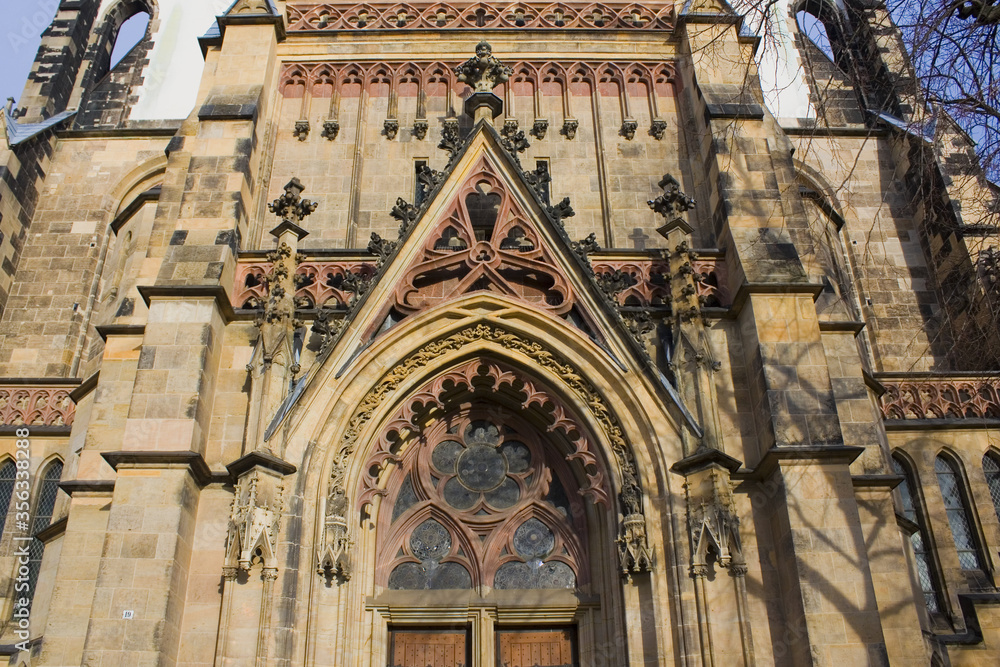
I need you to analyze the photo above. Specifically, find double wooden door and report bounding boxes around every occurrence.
[389,628,575,667]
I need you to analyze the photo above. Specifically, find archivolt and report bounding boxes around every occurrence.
[328,322,644,518]
[356,357,612,508]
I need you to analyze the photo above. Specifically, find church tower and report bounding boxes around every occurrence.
[0,1,998,665]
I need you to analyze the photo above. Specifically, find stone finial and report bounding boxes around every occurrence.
[649,174,695,220]
[268,178,318,227]
[455,41,513,93]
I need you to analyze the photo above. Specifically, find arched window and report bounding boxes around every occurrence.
[796,10,836,61]
[109,11,150,70]
[935,455,984,571]
[983,452,1000,522]
[24,460,63,611]
[892,455,944,614]
[0,461,16,541]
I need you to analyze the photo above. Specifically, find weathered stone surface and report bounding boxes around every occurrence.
[0,3,996,667]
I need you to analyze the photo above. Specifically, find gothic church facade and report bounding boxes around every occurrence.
[0,1,998,665]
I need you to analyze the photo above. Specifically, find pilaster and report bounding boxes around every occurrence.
[37,487,113,665]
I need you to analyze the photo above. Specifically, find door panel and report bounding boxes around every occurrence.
[497,628,576,667]
[389,628,468,667]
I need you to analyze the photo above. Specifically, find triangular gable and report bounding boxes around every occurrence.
[337,121,642,362]
[224,0,278,15]
[681,0,737,16]
[263,121,703,441]
[363,151,590,337]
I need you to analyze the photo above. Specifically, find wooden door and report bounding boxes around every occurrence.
[497,628,576,667]
[389,628,468,667]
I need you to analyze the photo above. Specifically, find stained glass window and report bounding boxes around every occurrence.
[25,460,63,612]
[892,456,943,613]
[380,410,586,592]
[935,455,983,571]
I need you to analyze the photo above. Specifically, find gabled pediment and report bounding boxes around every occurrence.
[334,121,647,360]
[376,153,580,327]
[257,121,704,445]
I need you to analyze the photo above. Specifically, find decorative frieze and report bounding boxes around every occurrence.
[280,59,674,147]
[281,60,675,100]
[236,255,728,311]
[879,377,1000,420]
[236,261,377,309]
[591,257,728,308]
[287,2,675,33]
[0,386,75,428]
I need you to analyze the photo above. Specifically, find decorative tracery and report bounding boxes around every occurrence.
[392,157,576,317]
[359,358,609,508]
[376,409,589,591]
[287,2,675,32]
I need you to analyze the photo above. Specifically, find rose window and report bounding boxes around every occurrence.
[378,412,587,591]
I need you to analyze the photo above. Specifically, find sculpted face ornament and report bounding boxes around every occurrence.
[455,40,513,93]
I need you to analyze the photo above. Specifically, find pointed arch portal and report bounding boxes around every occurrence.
[279,123,683,667]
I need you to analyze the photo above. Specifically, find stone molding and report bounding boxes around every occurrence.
[0,384,76,428]
[287,2,675,32]
[35,516,67,544]
[58,479,116,496]
[235,260,376,309]
[879,376,1000,421]
[235,255,728,309]
[101,451,230,486]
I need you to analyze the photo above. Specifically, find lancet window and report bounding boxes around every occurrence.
[892,454,944,614]
[934,454,985,571]
[983,452,1000,523]
[0,461,14,542]
[24,459,63,612]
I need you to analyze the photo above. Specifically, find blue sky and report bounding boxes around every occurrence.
[1,1,147,108]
